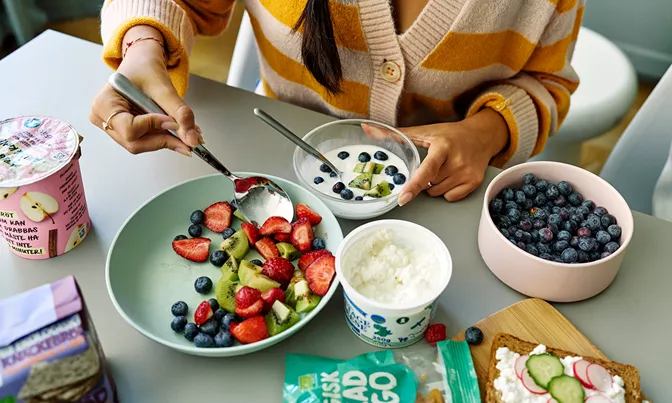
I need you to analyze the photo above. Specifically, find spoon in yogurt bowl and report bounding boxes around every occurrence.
[108,73,294,226]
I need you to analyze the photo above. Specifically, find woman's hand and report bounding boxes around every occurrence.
[89,25,201,156]
[396,108,509,205]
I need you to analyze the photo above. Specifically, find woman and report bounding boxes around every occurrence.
[91,0,584,205]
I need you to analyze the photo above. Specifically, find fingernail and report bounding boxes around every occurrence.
[175,147,192,157]
[161,121,179,131]
[198,134,205,145]
[398,192,412,207]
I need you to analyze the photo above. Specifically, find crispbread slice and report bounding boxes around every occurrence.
[486,333,642,403]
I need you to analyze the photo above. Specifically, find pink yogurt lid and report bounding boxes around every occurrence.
[0,116,79,187]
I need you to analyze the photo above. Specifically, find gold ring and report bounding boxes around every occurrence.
[102,110,124,131]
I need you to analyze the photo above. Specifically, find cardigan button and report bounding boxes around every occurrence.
[380,61,401,83]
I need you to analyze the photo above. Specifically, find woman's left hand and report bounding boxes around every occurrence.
[396,108,510,205]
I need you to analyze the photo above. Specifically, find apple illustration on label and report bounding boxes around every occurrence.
[1,187,18,200]
[64,222,88,253]
[19,192,59,223]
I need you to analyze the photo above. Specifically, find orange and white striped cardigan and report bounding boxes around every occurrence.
[100,0,584,168]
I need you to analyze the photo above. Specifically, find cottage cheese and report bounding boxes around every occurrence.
[341,228,440,305]
[493,345,626,403]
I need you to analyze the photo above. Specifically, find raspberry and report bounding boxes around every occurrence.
[425,323,447,344]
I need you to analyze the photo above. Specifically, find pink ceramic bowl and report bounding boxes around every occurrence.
[478,161,634,302]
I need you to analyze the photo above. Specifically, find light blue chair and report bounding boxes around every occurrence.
[226,10,260,93]
[2,0,47,45]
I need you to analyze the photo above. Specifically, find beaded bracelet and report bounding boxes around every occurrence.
[123,37,166,59]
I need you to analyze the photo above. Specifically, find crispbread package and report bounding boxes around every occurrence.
[0,276,118,403]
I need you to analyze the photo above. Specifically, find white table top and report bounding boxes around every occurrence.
[1,31,669,402]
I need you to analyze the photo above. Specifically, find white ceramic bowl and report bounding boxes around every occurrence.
[478,161,634,302]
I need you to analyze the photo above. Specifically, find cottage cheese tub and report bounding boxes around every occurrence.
[335,220,452,348]
[0,116,91,259]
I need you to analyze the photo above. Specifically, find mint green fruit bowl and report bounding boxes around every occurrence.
[106,173,343,357]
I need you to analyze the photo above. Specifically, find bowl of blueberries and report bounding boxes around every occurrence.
[478,161,634,302]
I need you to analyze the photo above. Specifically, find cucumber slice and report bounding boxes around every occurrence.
[526,354,564,389]
[548,375,585,403]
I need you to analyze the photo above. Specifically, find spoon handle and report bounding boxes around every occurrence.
[108,72,235,178]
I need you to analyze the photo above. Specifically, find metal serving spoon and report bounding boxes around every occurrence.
[253,108,341,178]
[108,73,293,226]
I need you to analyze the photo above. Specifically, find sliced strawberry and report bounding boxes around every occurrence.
[290,217,314,253]
[172,237,211,263]
[298,249,332,271]
[261,288,286,313]
[236,299,264,318]
[235,286,262,309]
[241,222,260,246]
[274,232,291,243]
[259,216,292,235]
[230,316,269,344]
[203,202,232,233]
[255,238,279,260]
[296,203,322,226]
[305,255,335,296]
[261,257,295,288]
[194,301,213,326]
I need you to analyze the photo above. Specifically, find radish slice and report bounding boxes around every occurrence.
[585,396,611,402]
[586,364,612,392]
[521,369,547,395]
[573,360,593,389]
[515,355,530,380]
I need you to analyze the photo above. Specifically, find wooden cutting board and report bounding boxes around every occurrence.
[451,298,649,401]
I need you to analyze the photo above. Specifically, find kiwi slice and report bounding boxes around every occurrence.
[373,164,385,175]
[276,242,300,261]
[220,230,249,260]
[235,283,244,293]
[285,284,297,308]
[215,278,237,312]
[233,209,247,222]
[294,279,322,313]
[364,182,392,198]
[349,172,373,190]
[353,163,365,173]
[220,256,239,281]
[247,273,281,292]
[265,300,300,336]
[238,260,262,286]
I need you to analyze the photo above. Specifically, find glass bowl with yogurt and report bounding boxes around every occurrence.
[292,119,420,220]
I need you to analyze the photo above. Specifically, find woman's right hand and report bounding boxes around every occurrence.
[89,25,201,156]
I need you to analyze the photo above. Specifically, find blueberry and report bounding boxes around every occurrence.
[596,230,611,244]
[560,247,578,263]
[594,206,609,217]
[384,165,398,176]
[570,236,580,248]
[601,214,617,228]
[522,184,537,197]
[523,173,537,185]
[171,301,188,316]
[465,326,484,345]
[523,199,534,210]
[576,227,592,237]
[547,223,559,235]
[194,276,213,294]
[214,308,227,322]
[332,182,345,194]
[535,180,549,192]
[329,172,338,178]
[556,181,573,196]
[193,333,215,348]
[489,198,504,214]
[567,206,577,214]
[578,237,597,252]
[553,240,570,253]
[558,208,570,221]
[501,188,515,201]
[508,226,518,236]
[545,184,559,200]
[340,189,354,200]
[188,224,202,238]
[199,318,219,336]
[589,251,601,262]
[221,313,239,330]
[230,199,238,211]
[505,201,519,211]
[499,228,510,238]
[507,209,521,222]
[540,253,553,261]
[517,241,526,250]
[604,241,620,254]
[580,220,590,229]
[250,259,263,266]
[337,151,350,160]
[388,183,395,190]
[319,163,332,173]
[586,214,601,231]
[313,177,324,184]
[538,228,553,242]
[184,323,199,341]
[219,228,235,241]
[533,193,548,207]
[171,316,188,332]
[355,196,364,201]
[514,229,525,241]
[548,214,562,226]
[515,191,527,205]
[557,230,571,242]
[577,250,589,263]
[533,219,546,230]
[210,250,227,267]
[570,214,584,224]
[531,230,540,243]
[607,225,622,239]
[208,298,219,311]
[374,151,388,161]
[312,237,326,250]
[554,195,568,207]
[601,251,612,259]
[393,173,406,185]
[525,244,539,256]
[358,152,371,162]
[537,242,552,255]
[518,219,533,232]
[214,331,234,348]
[190,210,205,224]
[533,208,549,221]
[499,216,512,228]
[174,235,188,241]
[568,192,583,206]
[576,206,590,217]
[582,200,596,211]
[551,206,562,215]
[563,220,578,233]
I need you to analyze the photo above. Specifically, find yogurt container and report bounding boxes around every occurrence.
[335,220,452,348]
[0,116,91,259]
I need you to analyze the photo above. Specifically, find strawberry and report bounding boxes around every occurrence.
[172,237,211,262]
[261,257,295,288]
[255,238,279,260]
[259,216,292,235]
[296,203,322,226]
[230,316,269,344]
[241,222,260,246]
[261,288,286,313]
[203,202,232,233]
[290,217,314,253]
[194,301,213,326]
[274,232,292,243]
[298,249,332,272]
[235,286,262,309]
[424,323,447,344]
[236,299,264,318]
[305,255,335,296]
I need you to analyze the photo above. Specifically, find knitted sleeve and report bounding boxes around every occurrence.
[467,0,585,168]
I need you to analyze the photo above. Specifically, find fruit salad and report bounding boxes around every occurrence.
[488,174,623,264]
[169,201,336,348]
[310,145,409,201]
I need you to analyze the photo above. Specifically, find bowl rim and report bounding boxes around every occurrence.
[483,161,634,268]
[334,219,452,311]
[105,172,343,357]
[292,118,421,204]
